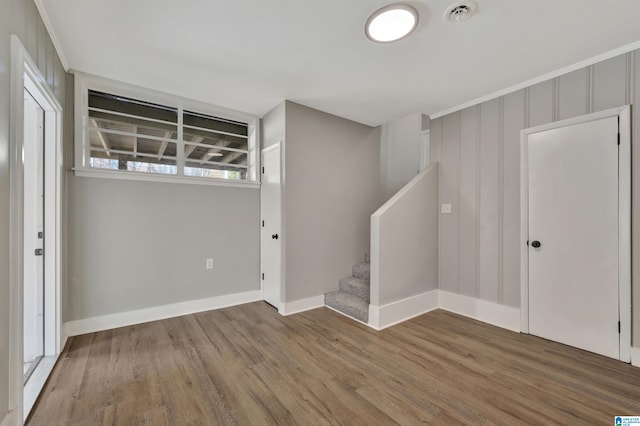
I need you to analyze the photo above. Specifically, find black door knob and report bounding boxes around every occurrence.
[272,234,279,240]
[531,240,541,248]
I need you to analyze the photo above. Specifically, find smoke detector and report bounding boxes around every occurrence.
[443,1,477,23]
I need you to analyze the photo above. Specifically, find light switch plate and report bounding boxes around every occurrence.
[206,258,214,269]
[441,203,452,214]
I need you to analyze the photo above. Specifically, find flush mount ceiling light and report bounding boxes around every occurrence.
[365,4,419,43]
[443,1,477,23]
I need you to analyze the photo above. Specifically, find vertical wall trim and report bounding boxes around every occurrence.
[586,65,595,113]
[626,52,634,105]
[475,106,481,298]
[524,88,530,129]
[552,78,560,122]
[456,113,462,293]
[498,97,505,304]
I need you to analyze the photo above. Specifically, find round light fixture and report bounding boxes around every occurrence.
[365,4,419,43]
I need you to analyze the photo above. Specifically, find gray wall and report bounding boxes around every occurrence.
[380,112,424,200]
[430,51,640,344]
[372,163,439,306]
[284,102,382,302]
[262,101,285,149]
[0,1,69,421]
[66,178,260,320]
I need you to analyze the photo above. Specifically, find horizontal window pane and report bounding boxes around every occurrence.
[89,157,119,170]
[184,166,244,180]
[90,150,178,175]
[89,130,177,159]
[127,161,177,175]
[89,90,178,124]
[88,112,178,140]
[184,133,248,163]
[183,110,247,138]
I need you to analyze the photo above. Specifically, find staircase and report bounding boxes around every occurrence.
[324,254,370,323]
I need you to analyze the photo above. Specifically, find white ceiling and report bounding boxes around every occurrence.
[37,0,640,126]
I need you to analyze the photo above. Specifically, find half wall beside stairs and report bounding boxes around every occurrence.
[369,163,439,328]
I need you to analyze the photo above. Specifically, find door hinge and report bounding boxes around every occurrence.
[617,133,620,145]
[262,273,264,280]
[262,220,264,227]
[262,166,265,174]
[618,321,621,333]
[37,231,43,239]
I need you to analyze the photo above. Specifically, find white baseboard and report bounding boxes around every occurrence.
[439,290,521,332]
[631,347,640,368]
[1,411,16,426]
[368,290,439,330]
[62,290,261,337]
[279,295,324,316]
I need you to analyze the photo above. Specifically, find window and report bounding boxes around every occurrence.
[75,74,259,187]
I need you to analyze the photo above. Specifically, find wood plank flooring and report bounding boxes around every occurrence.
[28,303,640,425]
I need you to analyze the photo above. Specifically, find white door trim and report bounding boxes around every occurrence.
[520,106,631,362]
[260,141,284,309]
[9,35,64,421]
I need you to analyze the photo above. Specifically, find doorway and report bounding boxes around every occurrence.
[260,142,283,309]
[520,106,631,362]
[22,88,45,383]
[9,35,63,423]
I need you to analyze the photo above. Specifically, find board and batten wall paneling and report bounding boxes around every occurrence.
[439,113,460,293]
[434,49,640,345]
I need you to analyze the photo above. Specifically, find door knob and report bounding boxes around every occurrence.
[531,240,541,248]
[272,234,279,240]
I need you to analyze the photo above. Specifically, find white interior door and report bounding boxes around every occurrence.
[261,143,282,309]
[527,116,619,359]
[23,88,45,365]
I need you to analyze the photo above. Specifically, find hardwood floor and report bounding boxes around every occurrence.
[28,303,640,425]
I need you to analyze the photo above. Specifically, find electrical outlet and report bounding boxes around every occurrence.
[441,203,452,214]
[206,258,214,270]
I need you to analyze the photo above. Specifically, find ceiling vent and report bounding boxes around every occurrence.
[443,1,477,23]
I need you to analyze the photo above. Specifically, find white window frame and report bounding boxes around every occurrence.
[74,72,260,188]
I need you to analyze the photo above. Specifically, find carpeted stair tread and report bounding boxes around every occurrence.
[325,290,369,323]
[339,276,370,302]
[352,262,370,280]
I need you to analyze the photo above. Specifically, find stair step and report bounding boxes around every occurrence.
[352,262,370,280]
[339,276,370,302]
[325,290,369,323]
